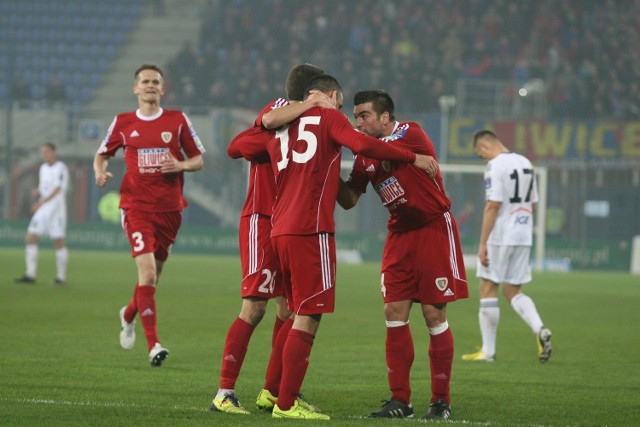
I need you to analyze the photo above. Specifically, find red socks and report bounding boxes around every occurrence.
[263,318,293,395]
[136,285,159,352]
[429,327,454,404]
[272,316,286,348]
[386,324,414,405]
[276,328,314,411]
[219,317,256,389]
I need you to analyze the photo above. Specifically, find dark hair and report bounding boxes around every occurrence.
[472,129,498,147]
[303,74,341,98]
[285,63,324,101]
[353,90,395,121]
[134,64,164,80]
[43,142,56,151]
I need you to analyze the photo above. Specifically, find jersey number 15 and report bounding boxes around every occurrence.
[275,116,321,171]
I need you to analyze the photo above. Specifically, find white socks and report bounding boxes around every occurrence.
[510,293,544,334]
[55,247,68,281]
[26,244,38,278]
[479,298,499,357]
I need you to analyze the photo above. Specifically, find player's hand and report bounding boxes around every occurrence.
[413,154,439,178]
[161,153,183,174]
[307,90,335,109]
[95,171,113,187]
[478,243,490,267]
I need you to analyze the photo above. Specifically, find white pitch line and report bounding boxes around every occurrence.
[0,397,207,412]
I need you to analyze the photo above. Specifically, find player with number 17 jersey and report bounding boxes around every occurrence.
[484,152,538,246]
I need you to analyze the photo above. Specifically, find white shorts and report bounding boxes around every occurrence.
[476,244,531,285]
[27,202,67,239]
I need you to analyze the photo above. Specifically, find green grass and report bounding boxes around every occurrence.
[1,247,639,426]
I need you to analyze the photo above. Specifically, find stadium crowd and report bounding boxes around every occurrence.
[165,0,640,119]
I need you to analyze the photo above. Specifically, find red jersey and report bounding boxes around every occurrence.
[97,108,206,212]
[346,121,451,232]
[230,107,418,236]
[232,99,287,218]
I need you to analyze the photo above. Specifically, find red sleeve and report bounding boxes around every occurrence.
[345,155,369,194]
[180,112,207,158]
[227,126,270,161]
[255,98,288,127]
[97,116,123,158]
[325,110,416,163]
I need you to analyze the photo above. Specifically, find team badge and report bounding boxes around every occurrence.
[435,277,448,291]
[161,132,172,143]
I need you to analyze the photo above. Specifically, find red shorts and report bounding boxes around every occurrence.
[272,233,336,315]
[381,211,469,304]
[121,209,182,262]
[238,214,283,299]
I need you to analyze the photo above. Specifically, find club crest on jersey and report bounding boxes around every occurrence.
[161,132,172,143]
[435,277,448,291]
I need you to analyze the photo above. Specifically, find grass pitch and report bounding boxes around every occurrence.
[1,247,639,426]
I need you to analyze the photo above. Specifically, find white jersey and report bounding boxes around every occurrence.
[39,160,69,208]
[484,152,538,246]
[28,160,69,238]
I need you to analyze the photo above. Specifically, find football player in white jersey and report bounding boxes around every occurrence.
[16,142,69,285]
[462,130,552,363]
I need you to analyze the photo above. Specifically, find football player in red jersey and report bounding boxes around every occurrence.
[339,90,469,420]
[212,64,332,415]
[93,64,205,367]
[229,75,438,420]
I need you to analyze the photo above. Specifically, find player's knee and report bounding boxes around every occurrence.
[240,298,268,325]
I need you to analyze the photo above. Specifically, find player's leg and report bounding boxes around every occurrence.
[476,278,500,359]
[273,296,290,347]
[368,299,415,418]
[212,297,266,415]
[369,230,417,418]
[422,303,453,420]
[52,238,67,284]
[134,253,160,347]
[416,215,466,420]
[16,211,46,283]
[21,232,40,282]
[259,313,293,407]
[464,243,504,361]
[273,314,325,417]
[503,246,552,362]
[271,234,331,420]
[49,206,67,284]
